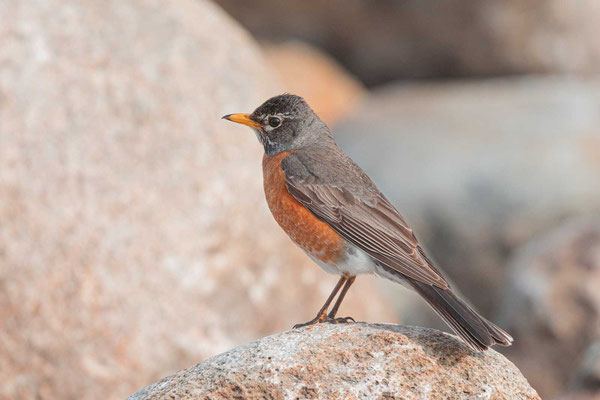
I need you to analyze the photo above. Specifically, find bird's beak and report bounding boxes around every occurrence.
[222,113,262,128]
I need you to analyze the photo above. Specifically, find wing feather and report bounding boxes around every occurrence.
[285,178,448,289]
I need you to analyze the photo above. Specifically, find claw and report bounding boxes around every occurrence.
[293,275,357,329]
[293,310,328,329]
[293,320,314,329]
[332,316,355,324]
[293,314,356,328]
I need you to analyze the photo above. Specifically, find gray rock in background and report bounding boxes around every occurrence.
[572,340,600,394]
[128,323,540,400]
[0,1,396,399]
[554,391,600,400]
[334,77,600,323]
[498,217,600,398]
[216,0,600,85]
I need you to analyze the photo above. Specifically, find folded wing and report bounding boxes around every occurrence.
[285,176,449,289]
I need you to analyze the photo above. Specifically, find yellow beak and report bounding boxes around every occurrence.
[222,113,262,128]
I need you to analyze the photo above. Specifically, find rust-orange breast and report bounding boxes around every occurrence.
[262,152,344,264]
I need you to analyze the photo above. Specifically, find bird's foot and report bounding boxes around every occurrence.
[293,309,331,329]
[293,311,355,329]
[327,315,356,324]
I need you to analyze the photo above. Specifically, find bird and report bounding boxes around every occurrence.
[222,93,512,351]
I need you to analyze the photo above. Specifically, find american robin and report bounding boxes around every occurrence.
[223,94,512,351]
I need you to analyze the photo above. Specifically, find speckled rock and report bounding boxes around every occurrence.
[128,323,540,400]
[0,1,395,399]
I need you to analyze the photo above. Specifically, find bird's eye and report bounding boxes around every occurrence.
[268,116,282,128]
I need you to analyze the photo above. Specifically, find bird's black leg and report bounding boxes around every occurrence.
[293,274,347,329]
[327,275,356,323]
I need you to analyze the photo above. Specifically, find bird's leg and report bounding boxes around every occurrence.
[327,275,356,323]
[293,274,347,329]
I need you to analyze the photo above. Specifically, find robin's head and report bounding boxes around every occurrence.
[222,94,330,156]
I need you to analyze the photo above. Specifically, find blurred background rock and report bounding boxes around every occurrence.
[217,0,600,86]
[499,218,600,397]
[1,0,599,399]
[0,1,394,399]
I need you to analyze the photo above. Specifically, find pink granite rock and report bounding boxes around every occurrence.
[128,323,540,400]
[0,1,396,399]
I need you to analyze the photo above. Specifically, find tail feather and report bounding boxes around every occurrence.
[410,280,513,351]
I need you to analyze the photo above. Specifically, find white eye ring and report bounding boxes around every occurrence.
[267,115,282,128]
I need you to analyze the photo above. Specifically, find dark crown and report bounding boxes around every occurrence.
[251,94,309,119]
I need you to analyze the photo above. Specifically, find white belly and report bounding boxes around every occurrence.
[306,243,411,288]
[307,244,377,276]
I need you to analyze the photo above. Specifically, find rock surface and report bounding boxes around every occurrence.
[128,323,540,400]
[217,0,600,85]
[498,217,600,398]
[334,77,600,322]
[0,1,395,399]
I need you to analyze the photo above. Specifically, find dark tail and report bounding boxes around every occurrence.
[410,280,513,351]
